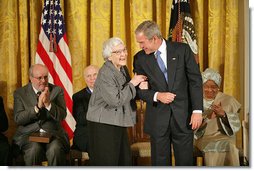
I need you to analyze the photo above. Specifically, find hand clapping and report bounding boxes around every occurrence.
[38,87,50,108]
[211,102,225,117]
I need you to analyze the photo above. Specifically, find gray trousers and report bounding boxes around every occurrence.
[22,137,67,166]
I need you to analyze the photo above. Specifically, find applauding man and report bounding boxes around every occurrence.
[13,64,69,166]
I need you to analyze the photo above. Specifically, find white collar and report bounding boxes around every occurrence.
[156,39,167,54]
[32,85,41,94]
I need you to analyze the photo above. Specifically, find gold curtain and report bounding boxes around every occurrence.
[0,0,243,148]
[191,0,242,148]
[193,0,240,101]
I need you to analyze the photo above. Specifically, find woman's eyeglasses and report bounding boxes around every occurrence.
[112,48,127,55]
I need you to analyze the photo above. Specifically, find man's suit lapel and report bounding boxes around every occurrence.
[48,84,55,100]
[145,53,168,89]
[166,43,177,91]
[27,83,37,105]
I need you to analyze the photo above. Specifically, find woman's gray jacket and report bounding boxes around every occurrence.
[86,61,136,127]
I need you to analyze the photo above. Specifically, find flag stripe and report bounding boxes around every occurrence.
[61,34,72,63]
[38,29,73,93]
[36,41,73,113]
[61,119,73,136]
[66,108,76,131]
[55,42,73,81]
[37,30,73,101]
[35,0,76,139]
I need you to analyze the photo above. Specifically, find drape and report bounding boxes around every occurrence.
[0,0,243,149]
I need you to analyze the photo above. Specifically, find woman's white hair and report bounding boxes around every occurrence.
[102,37,124,61]
[202,68,222,87]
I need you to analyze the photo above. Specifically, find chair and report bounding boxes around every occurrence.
[193,146,204,166]
[129,100,151,166]
[68,148,89,166]
[11,142,25,166]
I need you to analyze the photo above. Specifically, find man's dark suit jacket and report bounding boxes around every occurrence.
[0,96,8,139]
[72,87,91,152]
[13,83,69,151]
[0,96,10,165]
[133,41,203,137]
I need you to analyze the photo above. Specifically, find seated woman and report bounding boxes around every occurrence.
[195,68,241,166]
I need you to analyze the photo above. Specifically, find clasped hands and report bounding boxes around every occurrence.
[37,87,51,109]
[157,92,176,104]
[130,73,148,88]
[208,102,226,118]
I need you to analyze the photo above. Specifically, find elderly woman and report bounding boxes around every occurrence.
[195,68,241,166]
[86,37,147,166]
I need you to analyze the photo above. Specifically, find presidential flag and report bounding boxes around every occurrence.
[168,0,199,63]
[35,0,76,139]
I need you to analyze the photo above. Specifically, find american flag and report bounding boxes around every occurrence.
[168,0,199,64]
[35,0,76,139]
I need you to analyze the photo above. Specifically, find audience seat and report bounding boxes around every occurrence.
[68,148,89,166]
[128,100,151,166]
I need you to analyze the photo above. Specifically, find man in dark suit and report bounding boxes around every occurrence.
[13,64,69,166]
[0,96,10,165]
[72,65,99,153]
[133,20,203,166]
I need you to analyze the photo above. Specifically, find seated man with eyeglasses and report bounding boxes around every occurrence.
[13,64,70,166]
